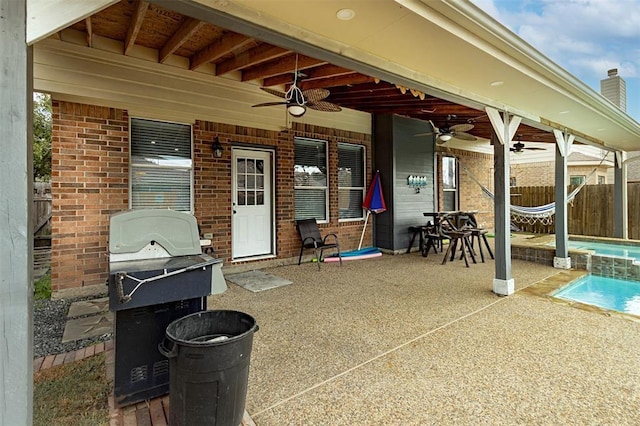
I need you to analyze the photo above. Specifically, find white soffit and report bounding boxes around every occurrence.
[189,0,640,151]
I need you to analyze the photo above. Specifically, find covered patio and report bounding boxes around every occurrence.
[109,253,640,424]
[4,0,640,422]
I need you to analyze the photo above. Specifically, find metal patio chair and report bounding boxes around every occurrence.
[296,218,342,269]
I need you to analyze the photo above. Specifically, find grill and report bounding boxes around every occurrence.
[108,209,225,407]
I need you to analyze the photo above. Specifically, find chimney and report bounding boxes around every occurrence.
[600,68,627,111]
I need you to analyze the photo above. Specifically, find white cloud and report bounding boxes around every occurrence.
[472,0,640,119]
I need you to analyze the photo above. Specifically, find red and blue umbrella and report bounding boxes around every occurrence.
[358,171,386,249]
[362,170,387,213]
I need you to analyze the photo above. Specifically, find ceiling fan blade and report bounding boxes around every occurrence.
[260,87,286,98]
[453,131,477,141]
[450,123,474,132]
[307,101,341,112]
[524,147,546,151]
[414,132,436,137]
[252,101,288,108]
[303,88,330,103]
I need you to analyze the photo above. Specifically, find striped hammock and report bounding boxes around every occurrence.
[478,184,585,225]
[462,151,607,225]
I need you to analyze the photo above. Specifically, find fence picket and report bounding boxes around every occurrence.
[510,183,638,239]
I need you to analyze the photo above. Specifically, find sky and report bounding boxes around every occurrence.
[471,0,640,122]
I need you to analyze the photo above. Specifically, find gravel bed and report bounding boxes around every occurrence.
[33,296,112,359]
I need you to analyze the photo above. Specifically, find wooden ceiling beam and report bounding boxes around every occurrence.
[123,0,149,56]
[241,54,326,81]
[215,44,288,76]
[85,17,93,47]
[298,74,375,90]
[159,18,204,63]
[263,64,356,87]
[190,32,253,70]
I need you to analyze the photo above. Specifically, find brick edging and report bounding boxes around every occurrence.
[33,339,113,373]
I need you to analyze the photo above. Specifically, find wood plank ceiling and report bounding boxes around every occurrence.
[66,0,556,143]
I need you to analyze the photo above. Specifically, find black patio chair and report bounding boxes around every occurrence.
[296,218,342,269]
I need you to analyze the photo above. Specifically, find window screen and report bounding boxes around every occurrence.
[130,118,193,212]
[338,143,365,220]
[294,138,328,221]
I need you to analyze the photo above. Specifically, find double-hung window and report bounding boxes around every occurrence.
[442,156,458,211]
[294,138,328,221]
[130,118,193,212]
[338,143,365,220]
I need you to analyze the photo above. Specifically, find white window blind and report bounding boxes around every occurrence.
[130,118,193,212]
[294,138,328,221]
[338,143,365,220]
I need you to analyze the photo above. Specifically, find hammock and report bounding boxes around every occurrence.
[460,150,608,225]
[477,183,584,225]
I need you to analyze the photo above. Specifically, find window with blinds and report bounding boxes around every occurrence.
[338,143,365,220]
[130,118,193,212]
[294,137,328,221]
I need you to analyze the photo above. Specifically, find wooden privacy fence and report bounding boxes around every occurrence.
[33,182,52,238]
[510,183,640,239]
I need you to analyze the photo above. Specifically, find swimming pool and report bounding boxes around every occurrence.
[565,240,640,261]
[553,275,640,316]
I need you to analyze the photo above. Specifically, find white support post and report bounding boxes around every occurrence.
[486,107,520,296]
[1,1,34,425]
[614,151,628,239]
[552,130,573,269]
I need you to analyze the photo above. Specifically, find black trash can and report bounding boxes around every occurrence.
[159,310,258,426]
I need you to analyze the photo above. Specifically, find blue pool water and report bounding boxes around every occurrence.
[553,275,640,316]
[566,240,640,260]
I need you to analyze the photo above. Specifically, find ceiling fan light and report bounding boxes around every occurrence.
[438,134,452,143]
[287,104,306,117]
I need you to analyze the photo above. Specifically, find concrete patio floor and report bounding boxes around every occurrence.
[207,250,640,425]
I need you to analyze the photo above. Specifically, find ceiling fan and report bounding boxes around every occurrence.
[251,55,341,117]
[415,114,477,144]
[510,135,546,154]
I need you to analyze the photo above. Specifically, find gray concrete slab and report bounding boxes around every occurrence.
[62,312,113,343]
[67,297,109,318]
[226,270,292,292]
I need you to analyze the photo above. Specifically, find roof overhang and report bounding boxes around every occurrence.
[163,0,640,151]
[26,0,640,151]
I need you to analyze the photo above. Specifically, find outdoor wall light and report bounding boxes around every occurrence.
[212,136,223,158]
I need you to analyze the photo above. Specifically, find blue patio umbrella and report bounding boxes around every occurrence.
[358,170,386,250]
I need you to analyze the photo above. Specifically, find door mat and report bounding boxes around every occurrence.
[226,270,292,293]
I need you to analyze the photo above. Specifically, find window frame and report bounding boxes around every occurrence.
[442,156,458,211]
[129,117,194,213]
[294,137,329,223]
[337,142,366,222]
[570,175,586,186]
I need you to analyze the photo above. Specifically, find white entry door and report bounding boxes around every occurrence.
[232,149,273,258]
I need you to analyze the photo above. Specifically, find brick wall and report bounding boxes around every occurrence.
[436,148,495,228]
[510,161,555,187]
[193,121,372,266]
[51,101,128,292]
[510,162,608,186]
[51,101,371,292]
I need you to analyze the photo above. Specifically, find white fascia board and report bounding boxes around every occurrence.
[428,0,640,134]
[27,0,118,45]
